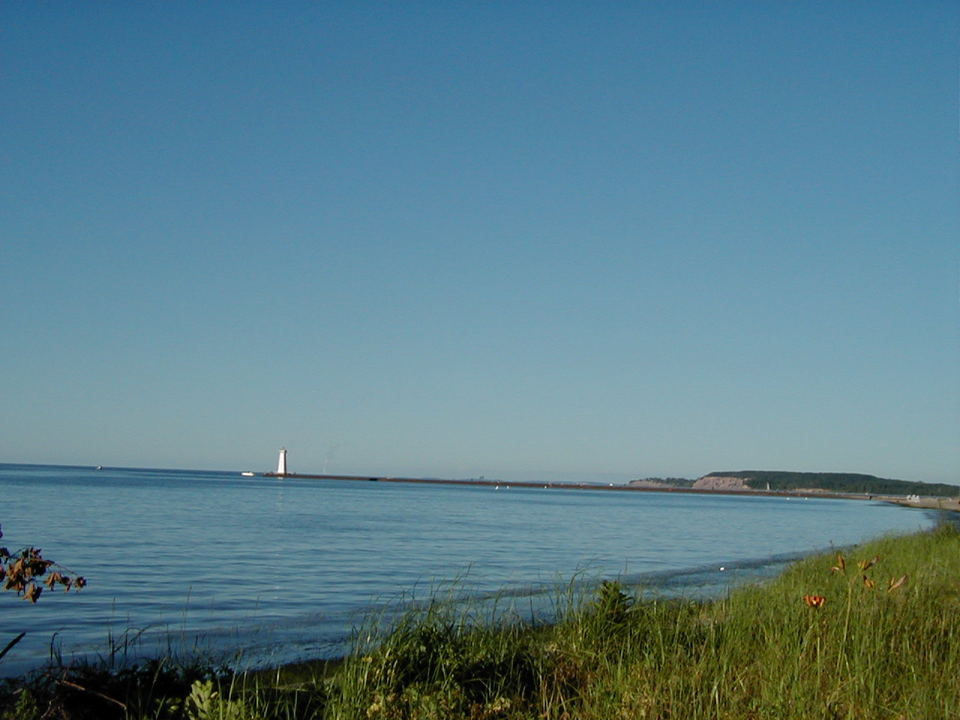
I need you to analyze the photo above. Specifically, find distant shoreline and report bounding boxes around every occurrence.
[260,470,959,510]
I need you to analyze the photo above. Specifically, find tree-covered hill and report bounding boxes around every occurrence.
[701,471,959,497]
[628,477,696,488]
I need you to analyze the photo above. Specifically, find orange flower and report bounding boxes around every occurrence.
[803,594,826,608]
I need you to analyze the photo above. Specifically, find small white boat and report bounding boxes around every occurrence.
[241,471,255,477]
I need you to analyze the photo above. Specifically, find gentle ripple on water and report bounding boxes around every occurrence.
[0,463,935,676]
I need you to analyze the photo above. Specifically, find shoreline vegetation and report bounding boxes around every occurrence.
[635,470,960,499]
[3,521,959,719]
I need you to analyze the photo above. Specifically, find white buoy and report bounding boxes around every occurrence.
[276,447,288,475]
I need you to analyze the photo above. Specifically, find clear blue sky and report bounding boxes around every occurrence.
[2,2,958,484]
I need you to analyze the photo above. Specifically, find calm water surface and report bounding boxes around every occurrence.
[0,464,934,676]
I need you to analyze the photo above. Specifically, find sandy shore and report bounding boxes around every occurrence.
[882,495,960,512]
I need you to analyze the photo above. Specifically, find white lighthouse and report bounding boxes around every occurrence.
[276,447,288,475]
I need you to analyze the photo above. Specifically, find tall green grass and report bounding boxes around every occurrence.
[4,523,959,719]
[569,523,960,720]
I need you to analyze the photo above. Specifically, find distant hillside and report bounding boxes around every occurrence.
[699,471,959,497]
[629,477,696,489]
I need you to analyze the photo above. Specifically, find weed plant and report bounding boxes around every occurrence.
[2,524,958,719]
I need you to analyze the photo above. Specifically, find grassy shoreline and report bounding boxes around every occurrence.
[4,522,960,719]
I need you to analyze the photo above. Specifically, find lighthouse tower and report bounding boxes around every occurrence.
[276,447,288,475]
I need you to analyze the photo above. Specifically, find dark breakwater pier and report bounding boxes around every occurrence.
[261,470,885,503]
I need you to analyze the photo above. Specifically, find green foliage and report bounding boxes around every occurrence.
[630,477,696,488]
[326,599,539,719]
[324,524,960,719]
[703,470,960,496]
[184,679,259,720]
[0,659,213,720]
[591,580,634,624]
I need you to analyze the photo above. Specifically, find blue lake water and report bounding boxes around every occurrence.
[0,463,936,676]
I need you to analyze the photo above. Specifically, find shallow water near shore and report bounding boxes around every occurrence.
[0,463,935,676]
